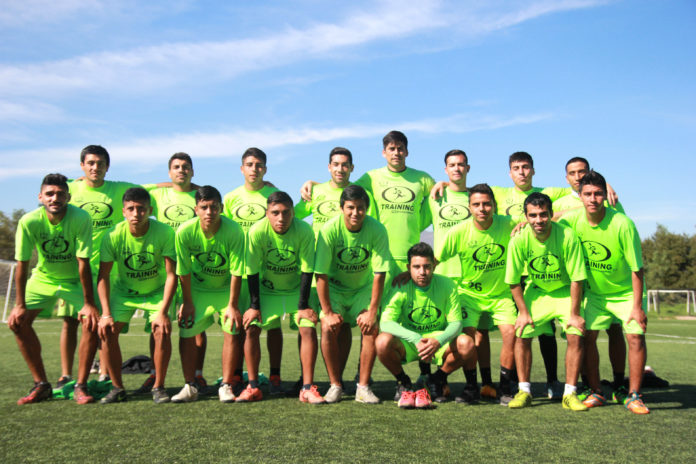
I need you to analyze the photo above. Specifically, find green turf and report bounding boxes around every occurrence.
[1,319,695,463]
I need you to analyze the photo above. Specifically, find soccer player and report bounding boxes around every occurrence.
[171,186,245,403]
[505,193,588,411]
[314,185,390,403]
[376,243,475,409]
[435,184,518,404]
[559,171,649,414]
[97,188,177,404]
[9,174,99,404]
[242,191,322,403]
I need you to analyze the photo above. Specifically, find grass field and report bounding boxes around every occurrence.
[1,318,695,463]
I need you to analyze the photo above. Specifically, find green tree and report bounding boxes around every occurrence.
[0,209,25,260]
[642,224,696,290]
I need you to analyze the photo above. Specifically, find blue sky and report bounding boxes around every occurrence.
[1,0,694,238]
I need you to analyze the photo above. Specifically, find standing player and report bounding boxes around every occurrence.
[9,174,98,404]
[242,192,322,403]
[376,243,475,409]
[505,193,588,410]
[314,185,390,403]
[97,188,177,404]
[172,186,245,403]
[559,171,649,414]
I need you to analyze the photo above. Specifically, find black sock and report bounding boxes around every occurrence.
[480,367,492,386]
[270,367,280,377]
[612,371,625,389]
[419,361,431,376]
[581,373,589,388]
[249,379,259,388]
[511,367,519,383]
[395,371,412,388]
[538,334,558,383]
[500,367,513,394]
[302,384,312,390]
[429,368,448,385]
[464,369,478,387]
[234,369,243,378]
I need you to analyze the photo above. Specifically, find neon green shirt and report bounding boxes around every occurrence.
[146,186,196,230]
[175,216,245,291]
[435,215,516,298]
[426,187,470,278]
[223,185,279,234]
[505,222,587,293]
[355,166,435,261]
[100,219,176,296]
[246,217,315,295]
[314,215,391,292]
[15,205,92,283]
[559,208,643,295]
[553,192,625,214]
[491,186,570,223]
[380,275,462,346]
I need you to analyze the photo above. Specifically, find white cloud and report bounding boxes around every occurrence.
[0,0,103,26]
[0,100,65,122]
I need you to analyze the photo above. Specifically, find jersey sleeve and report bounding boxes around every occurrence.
[141,183,158,192]
[365,189,378,219]
[175,227,192,276]
[354,173,372,193]
[542,186,572,202]
[294,199,312,220]
[298,226,315,274]
[14,217,34,262]
[227,223,246,277]
[419,174,436,231]
[504,234,526,285]
[620,217,643,272]
[563,229,587,282]
[245,226,262,275]
[370,223,391,273]
[435,283,464,347]
[100,230,116,263]
[74,212,93,259]
[380,290,421,344]
[435,226,457,264]
[162,226,176,260]
[313,228,332,275]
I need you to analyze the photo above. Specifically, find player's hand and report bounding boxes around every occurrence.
[152,312,172,336]
[627,306,648,332]
[98,316,115,339]
[356,310,378,335]
[566,314,585,335]
[300,181,318,202]
[7,305,28,333]
[222,305,243,333]
[511,221,527,237]
[391,271,411,288]
[606,183,618,207]
[178,301,195,329]
[429,181,448,200]
[297,308,318,325]
[78,303,100,332]
[417,338,440,362]
[514,312,534,337]
[321,311,343,333]
[243,308,262,330]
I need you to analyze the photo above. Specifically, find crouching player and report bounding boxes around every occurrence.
[505,193,587,410]
[98,188,177,404]
[314,185,390,403]
[172,186,245,403]
[376,243,476,409]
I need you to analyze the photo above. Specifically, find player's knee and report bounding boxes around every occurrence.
[456,334,475,356]
[626,333,645,350]
[246,325,261,338]
[375,332,393,354]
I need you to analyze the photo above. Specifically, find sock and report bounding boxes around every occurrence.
[249,379,259,388]
[518,382,531,394]
[480,367,492,386]
[564,384,577,396]
[500,367,513,394]
[429,368,447,385]
[612,371,625,389]
[395,371,412,388]
[302,384,312,391]
[580,373,589,388]
[270,367,280,377]
[538,334,558,383]
[419,361,431,376]
[464,369,478,387]
[234,369,243,378]
[511,367,519,383]
[195,369,202,377]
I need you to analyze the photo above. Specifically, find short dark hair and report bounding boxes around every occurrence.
[267,191,293,208]
[41,173,69,191]
[565,156,590,172]
[122,187,151,205]
[382,131,408,149]
[444,149,468,165]
[80,145,110,167]
[509,151,533,168]
[340,184,369,208]
[242,147,267,165]
[468,183,496,205]
[407,242,435,265]
[169,152,193,169]
[523,192,553,216]
[195,185,222,204]
[329,147,353,165]
[579,169,607,195]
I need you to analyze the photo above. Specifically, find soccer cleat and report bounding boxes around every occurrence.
[546,380,564,400]
[480,384,497,400]
[355,385,380,404]
[56,375,73,389]
[324,384,344,404]
[73,384,94,405]
[612,386,629,404]
[562,393,588,411]
[394,382,410,402]
[235,385,263,402]
[17,382,52,405]
[135,374,156,394]
[398,390,416,409]
[172,383,199,403]
[624,392,650,415]
[582,392,606,408]
[427,380,447,403]
[455,384,480,405]
[299,385,326,404]
[100,387,127,404]
[269,374,284,396]
[193,375,208,394]
[577,386,592,401]
[90,358,100,374]
[152,387,171,404]
[218,383,236,403]
[508,391,532,409]
[415,388,434,409]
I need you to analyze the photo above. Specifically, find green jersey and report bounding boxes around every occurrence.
[175,216,245,291]
[100,219,176,296]
[436,215,516,298]
[505,222,587,293]
[380,275,462,345]
[426,187,470,278]
[559,208,643,295]
[246,217,315,295]
[15,205,92,283]
[314,215,391,291]
[355,166,435,261]
[295,181,377,237]
[223,185,278,234]
[553,192,625,214]
[491,186,570,222]
[146,186,197,230]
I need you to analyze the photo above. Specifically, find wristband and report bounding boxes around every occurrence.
[101,315,113,319]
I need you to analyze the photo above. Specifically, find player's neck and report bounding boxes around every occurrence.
[129,220,150,237]
[448,180,467,192]
[473,217,493,231]
[172,182,192,193]
[244,180,264,192]
[514,183,533,193]
[343,218,363,233]
[386,164,407,173]
[85,178,105,189]
[533,227,552,242]
[330,179,350,189]
[586,207,606,226]
[201,220,221,238]
[45,208,67,225]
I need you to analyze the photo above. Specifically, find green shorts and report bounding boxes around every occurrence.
[400,331,451,366]
[459,291,517,329]
[259,291,317,331]
[110,290,173,329]
[517,285,584,338]
[585,290,647,335]
[317,285,373,328]
[24,276,84,318]
[179,288,238,337]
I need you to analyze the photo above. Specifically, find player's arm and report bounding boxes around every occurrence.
[178,273,195,329]
[244,273,262,329]
[418,286,463,361]
[296,272,317,324]
[316,274,343,332]
[151,256,177,336]
[222,275,243,333]
[7,261,30,332]
[356,272,385,335]
[429,181,448,200]
[300,180,319,202]
[97,261,115,338]
[380,292,421,344]
[77,257,99,331]
[552,206,582,221]
[627,268,647,332]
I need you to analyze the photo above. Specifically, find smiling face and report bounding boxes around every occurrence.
[328,154,354,187]
[80,153,109,185]
[409,255,434,288]
[469,192,494,229]
[509,160,534,191]
[169,158,194,188]
[525,203,552,239]
[341,199,367,232]
[382,142,408,172]
[39,184,70,216]
[267,201,293,234]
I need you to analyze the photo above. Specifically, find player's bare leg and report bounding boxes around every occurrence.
[267,327,283,374]
[564,333,583,386]
[358,328,378,386]
[179,336,197,383]
[626,333,647,393]
[11,309,47,383]
[76,320,98,384]
[152,326,171,389]
[60,316,79,379]
[321,318,342,386]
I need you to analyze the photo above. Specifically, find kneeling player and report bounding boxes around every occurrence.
[376,243,475,409]
[505,193,587,410]
[98,188,177,404]
[172,186,245,403]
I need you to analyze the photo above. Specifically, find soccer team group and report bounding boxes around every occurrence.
[9,130,650,414]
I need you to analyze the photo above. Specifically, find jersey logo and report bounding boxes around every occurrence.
[472,243,505,263]
[505,203,523,217]
[41,236,69,254]
[268,248,296,266]
[529,253,561,273]
[125,252,157,271]
[407,304,442,327]
[235,203,266,222]
[316,200,340,217]
[80,201,113,220]
[164,204,195,222]
[439,204,471,221]
[581,241,612,262]
[194,251,227,268]
[337,246,370,265]
[382,186,416,204]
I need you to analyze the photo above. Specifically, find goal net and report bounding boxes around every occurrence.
[0,259,17,323]
[647,289,696,316]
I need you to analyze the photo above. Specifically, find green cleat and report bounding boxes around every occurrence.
[612,386,628,404]
[508,391,532,409]
[562,393,588,411]
[577,386,592,401]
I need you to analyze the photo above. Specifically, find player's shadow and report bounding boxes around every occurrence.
[639,385,696,410]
